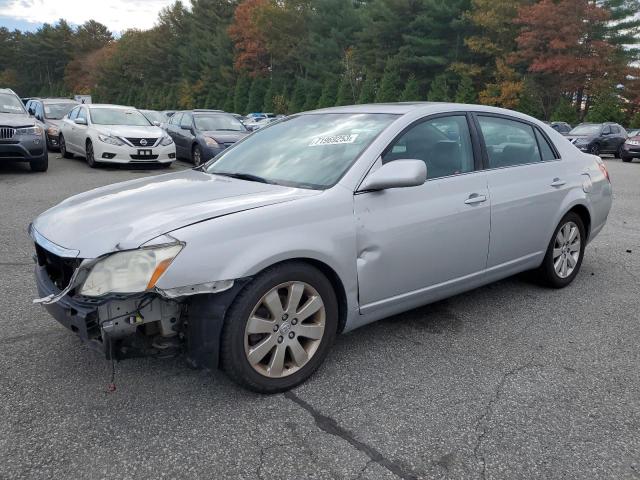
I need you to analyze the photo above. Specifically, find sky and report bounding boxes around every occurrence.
[0,0,182,33]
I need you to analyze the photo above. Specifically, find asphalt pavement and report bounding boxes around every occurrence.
[0,152,638,479]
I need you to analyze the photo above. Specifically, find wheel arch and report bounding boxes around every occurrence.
[567,203,591,241]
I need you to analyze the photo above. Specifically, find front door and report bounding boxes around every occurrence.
[355,114,491,312]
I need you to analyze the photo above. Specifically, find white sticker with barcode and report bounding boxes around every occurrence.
[309,133,358,146]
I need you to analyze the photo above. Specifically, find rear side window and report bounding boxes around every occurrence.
[602,125,611,134]
[535,129,557,161]
[477,116,542,168]
[169,113,182,125]
[180,113,193,128]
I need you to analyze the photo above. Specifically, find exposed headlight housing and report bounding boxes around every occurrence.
[80,244,183,297]
[204,137,219,147]
[159,134,174,146]
[98,134,125,146]
[47,126,59,136]
[16,125,43,136]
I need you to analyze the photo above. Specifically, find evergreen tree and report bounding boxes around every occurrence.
[335,75,354,106]
[454,76,476,104]
[263,80,275,112]
[550,98,579,125]
[376,59,402,102]
[302,81,322,111]
[233,75,251,114]
[317,78,338,108]
[400,75,420,101]
[427,74,450,102]
[289,78,307,112]
[357,74,377,104]
[586,87,626,124]
[630,111,640,129]
[246,76,267,113]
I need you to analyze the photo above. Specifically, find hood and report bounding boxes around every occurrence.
[96,124,165,139]
[200,130,249,143]
[0,112,35,128]
[565,135,595,143]
[32,169,319,258]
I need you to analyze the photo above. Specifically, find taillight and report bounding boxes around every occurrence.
[596,158,610,183]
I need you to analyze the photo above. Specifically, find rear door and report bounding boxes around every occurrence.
[475,114,569,270]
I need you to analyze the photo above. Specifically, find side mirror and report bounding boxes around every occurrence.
[74,117,87,126]
[359,159,427,192]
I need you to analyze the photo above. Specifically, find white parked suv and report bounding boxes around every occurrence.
[58,104,176,167]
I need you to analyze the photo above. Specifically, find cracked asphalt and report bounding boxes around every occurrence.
[1,153,639,479]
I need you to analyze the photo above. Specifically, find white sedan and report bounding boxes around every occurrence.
[58,104,176,167]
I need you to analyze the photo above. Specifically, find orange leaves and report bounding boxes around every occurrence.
[227,0,270,76]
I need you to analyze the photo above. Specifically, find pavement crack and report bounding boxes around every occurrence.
[284,391,418,480]
[472,359,542,480]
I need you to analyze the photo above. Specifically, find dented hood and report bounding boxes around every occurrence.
[32,169,318,258]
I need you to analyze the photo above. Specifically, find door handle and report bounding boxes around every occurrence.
[550,178,566,187]
[464,193,487,205]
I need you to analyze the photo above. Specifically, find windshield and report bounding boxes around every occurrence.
[0,93,26,114]
[90,108,151,126]
[570,124,601,136]
[44,103,77,120]
[142,110,166,124]
[195,114,246,132]
[206,113,398,189]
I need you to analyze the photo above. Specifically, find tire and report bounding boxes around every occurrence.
[221,262,338,393]
[614,145,623,159]
[86,139,97,168]
[536,212,586,288]
[29,153,48,172]
[59,134,73,158]
[621,155,632,163]
[192,144,203,166]
[589,144,600,156]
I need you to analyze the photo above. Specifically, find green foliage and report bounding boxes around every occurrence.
[246,76,268,113]
[400,75,421,101]
[317,78,338,108]
[630,111,640,129]
[289,78,307,112]
[550,97,579,125]
[335,75,355,106]
[585,88,626,124]
[454,76,476,104]
[233,75,251,114]
[357,74,377,104]
[376,59,402,102]
[302,81,322,111]
[427,74,450,102]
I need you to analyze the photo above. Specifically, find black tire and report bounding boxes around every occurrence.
[29,153,48,172]
[621,155,632,163]
[59,134,73,158]
[536,211,586,288]
[220,262,338,393]
[86,139,97,168]
[589,144,600,156]
[614,145,623,159]
[192,144,203,166]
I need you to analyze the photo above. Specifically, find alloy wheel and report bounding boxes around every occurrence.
[552,221,581,279]
[86,141,95,167]
[244,281,326,378]
[193,146,202,166]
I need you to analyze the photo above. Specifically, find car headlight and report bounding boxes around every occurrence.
[626,140,640,146]
[47,126,59,136]
[16,125,43,135]
[204,137,219,147]
[98,134,125,146]
[159,135,174,146]
[80,244,183,297]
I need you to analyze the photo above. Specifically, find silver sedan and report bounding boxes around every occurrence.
[31,103,612,393]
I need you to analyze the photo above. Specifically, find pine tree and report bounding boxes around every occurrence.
[454,76,476,104]
[586,87,626,124]
[335,75,354,106]
[302,81,322,111]
[400,75,420,101]
[630,111,640,129]
[550,98,579,125]
[357,74,376,104]
[289,78,307,112]
[263,80,275,112]
[427,74,450,102]
[246,76,267,113]
[317,78,338,108]
[233,75,251,114]
[376,60,402,102]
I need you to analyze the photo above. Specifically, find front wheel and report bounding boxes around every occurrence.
[192,144,203,166]
[86,140,97,168]
[30,153,48,172]
[614,145,623,159]
[589,144,600,156]
[536,212,586,288]
[59,134,73,158]
[221,262,338,393]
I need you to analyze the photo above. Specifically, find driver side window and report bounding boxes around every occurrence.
[382,115,475,180]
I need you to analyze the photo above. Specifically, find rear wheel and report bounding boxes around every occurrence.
[589,144,600,156]
[221,262,338,393]
[614,145,623,159]
[86,139,96,168]
[192,144,203,166]
[536,212,586,288]
[29,153,48,172]
[59,134,73,158]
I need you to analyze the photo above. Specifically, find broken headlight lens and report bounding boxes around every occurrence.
[80,244,183,297]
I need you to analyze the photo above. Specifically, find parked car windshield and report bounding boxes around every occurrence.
[206,113,398,189]
[141,110,166,124]
[570,125,601,136]
[195,114,246,132]
[0,93,26,114]
[90,108,152,126]
[44,102,77,120]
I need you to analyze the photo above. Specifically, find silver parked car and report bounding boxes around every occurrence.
[30,103,612,393]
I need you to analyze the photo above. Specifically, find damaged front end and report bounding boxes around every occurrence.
[31,225,243,368]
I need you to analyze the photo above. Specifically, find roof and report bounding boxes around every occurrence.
[40,98,78,104]
[85,104,136,109]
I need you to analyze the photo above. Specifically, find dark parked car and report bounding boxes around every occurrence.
[26,98,78,150]
[549,121,572,134]
[566,122,627,157]
[621,130,640,163]
[0,88,48,171]
[165,109,249,166]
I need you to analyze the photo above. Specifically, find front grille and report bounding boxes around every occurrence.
[35,243,82,290]
[126,137,157,147]
[0,127,15,139]
[130,154,159,160]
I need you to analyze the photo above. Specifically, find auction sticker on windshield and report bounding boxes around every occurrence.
[309,133,358,146]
